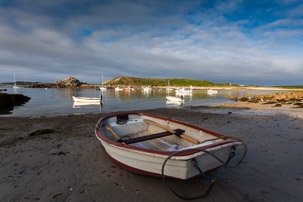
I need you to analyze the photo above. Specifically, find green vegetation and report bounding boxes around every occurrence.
[275,85,303,89]
[1,81,40,85]
[104,76,239,87]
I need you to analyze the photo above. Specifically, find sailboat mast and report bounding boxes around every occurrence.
[13,73,19,88]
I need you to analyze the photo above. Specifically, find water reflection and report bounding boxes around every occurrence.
[166,100,184,106]
[1,86,286,117]
[13,86,19,94]
[72,102,102,111]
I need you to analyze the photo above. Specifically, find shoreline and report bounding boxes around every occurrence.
[0,105,302,201]
[2,84,302,91]
[214,101,303,117]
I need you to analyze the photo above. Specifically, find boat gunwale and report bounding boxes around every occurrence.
[95,112,238,156]
[72,96,100,100]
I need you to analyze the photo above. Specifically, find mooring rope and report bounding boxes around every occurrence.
[192,146,236,180]
[161,136,247,200]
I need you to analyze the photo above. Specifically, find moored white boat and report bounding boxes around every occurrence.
[166,80,173,91]
[115,87,123,91]
[72,96,101,103]
[175,87,192,93]
[166,96,184,103]
[13,73,20,89]
[95,113,245,179]
[207,89,218,94]
[100,75,106,90]
[142,86,152,91]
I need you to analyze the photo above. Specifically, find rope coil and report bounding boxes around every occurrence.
[161,136,247,200]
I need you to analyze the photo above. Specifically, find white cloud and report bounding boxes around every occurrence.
[0,0,302,85]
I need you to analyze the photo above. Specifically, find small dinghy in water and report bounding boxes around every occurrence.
[72,96,101,103]
[95,113,246,180]
[166,96,185,103]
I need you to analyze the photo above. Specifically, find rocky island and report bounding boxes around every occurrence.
[28,77,84,88]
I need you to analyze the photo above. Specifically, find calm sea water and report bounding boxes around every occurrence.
[1,86,275,117]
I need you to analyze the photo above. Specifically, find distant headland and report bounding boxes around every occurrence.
[1,76,238,89]
[1,76,302,91]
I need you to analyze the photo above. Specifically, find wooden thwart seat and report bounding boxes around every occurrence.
[104,119,200,145]
[118,129,185,144]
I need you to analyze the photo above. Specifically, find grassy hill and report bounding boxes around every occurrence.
[104,76,238,87]
[276,85,303,89]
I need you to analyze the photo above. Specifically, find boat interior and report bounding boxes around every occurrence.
[100,114,222,151]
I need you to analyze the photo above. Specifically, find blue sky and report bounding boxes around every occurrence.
[0,0,302,86]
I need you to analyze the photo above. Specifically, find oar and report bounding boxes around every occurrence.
[104,124,122,142]
[143,119,199,144]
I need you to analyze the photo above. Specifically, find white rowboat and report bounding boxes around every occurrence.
[115,87,123,91]
[207,89,218,94]
[72,96,101,103]
[175,88,192,93]
[95,113,245,179]
[142,87,152,91]
[166,96,184,103]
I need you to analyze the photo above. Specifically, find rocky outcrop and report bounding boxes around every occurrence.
[0,93,31,106]
[228,92,303,107]
[53,77,82,88]
[29,77,83,88]
[252,92,302,102]
[0,93,31,114]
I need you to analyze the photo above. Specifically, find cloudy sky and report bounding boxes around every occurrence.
[0,0,302,86]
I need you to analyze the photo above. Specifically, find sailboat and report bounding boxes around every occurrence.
[166,80,173,91]
[13,73,20,89]
[175,85,193,94]
[100,75,106,90]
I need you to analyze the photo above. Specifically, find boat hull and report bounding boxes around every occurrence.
[207,90,218,94]
[95,113,241,179]
[72,96,101,103]
[97,137,235,179]
[115,87,123,91]
[166,96,184,103]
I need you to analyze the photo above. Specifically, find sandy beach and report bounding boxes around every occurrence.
[1,103,302,201]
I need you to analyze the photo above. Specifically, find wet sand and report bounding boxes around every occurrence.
[0,105,302,201]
